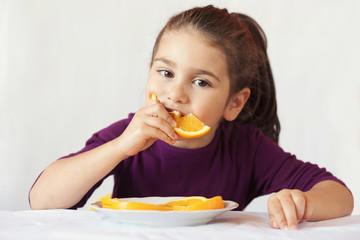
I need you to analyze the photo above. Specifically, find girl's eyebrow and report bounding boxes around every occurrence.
[154,57,220,82]
[154,57,176,67]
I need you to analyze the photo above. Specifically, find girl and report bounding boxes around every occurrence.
[29,5,353,230]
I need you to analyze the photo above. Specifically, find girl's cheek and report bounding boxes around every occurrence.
[198,107,223,127]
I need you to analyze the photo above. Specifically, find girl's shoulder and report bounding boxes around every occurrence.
[77,113,134,152]
[219,120,280,158]
[60,113,135,159]
[220,120,264,145]
[91,113,135,141]
[101,113,134,132]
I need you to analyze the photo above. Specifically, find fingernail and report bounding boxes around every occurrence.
[290,224,298,230]
[171,120,177,127]
[269,219,274,227]
[282,225,289,230]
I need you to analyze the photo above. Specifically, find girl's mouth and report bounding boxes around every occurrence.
[165,107,185,116]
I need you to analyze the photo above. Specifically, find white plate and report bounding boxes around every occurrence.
[91,196,239,227]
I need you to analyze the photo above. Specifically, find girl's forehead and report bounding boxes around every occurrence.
[155,29,226,62]
[161,28,214,48]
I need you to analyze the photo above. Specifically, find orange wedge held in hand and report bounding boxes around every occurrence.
[169,111,211,139]
[150,93,211,139]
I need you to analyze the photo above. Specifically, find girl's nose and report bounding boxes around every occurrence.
[167,82,189,104]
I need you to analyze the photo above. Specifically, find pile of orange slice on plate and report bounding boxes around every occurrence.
[96,196,224,211]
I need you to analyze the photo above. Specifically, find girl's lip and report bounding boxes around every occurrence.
[165,107,185,116]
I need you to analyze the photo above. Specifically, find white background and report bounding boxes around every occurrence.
[0,0,359,214]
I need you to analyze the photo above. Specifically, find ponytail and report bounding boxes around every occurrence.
[234,14,280,143]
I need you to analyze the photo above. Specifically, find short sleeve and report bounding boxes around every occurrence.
[249,130,346,198]
[60,115,133,160]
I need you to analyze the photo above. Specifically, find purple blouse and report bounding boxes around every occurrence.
[59,113,344,210]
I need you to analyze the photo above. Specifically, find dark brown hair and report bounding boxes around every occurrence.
[151,5,280,143]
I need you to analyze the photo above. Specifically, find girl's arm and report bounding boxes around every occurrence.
[29,138,128,210]
[29,102,177,210]
[267,180,354,230]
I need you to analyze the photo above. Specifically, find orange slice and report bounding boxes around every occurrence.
[164,196,224,211]
[163,196,208,206]
[89,193,112,211]
[170,111,211,139]
[101,198,172,211]
[150,93,211,139]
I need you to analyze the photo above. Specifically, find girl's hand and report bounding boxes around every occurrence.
[116,100,178,157]
[267,189,314,230]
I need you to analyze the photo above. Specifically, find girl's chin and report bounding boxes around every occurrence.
[170,137,209,149]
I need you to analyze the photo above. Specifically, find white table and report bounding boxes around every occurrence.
[1,210,360,240]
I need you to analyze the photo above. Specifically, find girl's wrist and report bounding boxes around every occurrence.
[109,136,132,162]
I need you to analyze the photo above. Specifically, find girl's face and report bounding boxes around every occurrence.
[145,29,233,148]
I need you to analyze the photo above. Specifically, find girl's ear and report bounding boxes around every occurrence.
[224,88,250,121]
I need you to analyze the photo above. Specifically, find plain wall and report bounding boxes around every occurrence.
[0,0,359,213]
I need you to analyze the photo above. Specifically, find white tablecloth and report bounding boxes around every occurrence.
[1,210,360,240]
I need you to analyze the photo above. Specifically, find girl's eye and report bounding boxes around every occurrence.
[158,70,174,78]
[194,79,211,88]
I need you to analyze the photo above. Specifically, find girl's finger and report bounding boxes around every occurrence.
[144,123,176,145]
[291,190,306,223]
[145,102,177,127]
[268,196,287,229]
[278,193,298,230]
[269,215,280,229]
[144,115,177,140]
